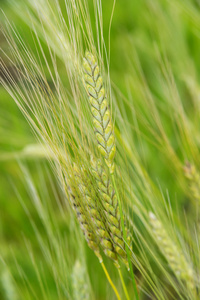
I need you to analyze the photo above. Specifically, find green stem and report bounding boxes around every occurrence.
[101,262,121,300]
[111,174,139,300]
[118,268,130,300]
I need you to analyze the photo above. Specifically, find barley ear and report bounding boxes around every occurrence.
[70,165,120,267]
[91,158,131,269]
[149,212,195,291]
[183,162,200,203]
[83,52,116,174]
[68,183,102,262]
[67,167,101,261]
[0,266,18,300]
[72,260,90,300]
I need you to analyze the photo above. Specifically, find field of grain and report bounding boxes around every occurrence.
[0,1,200,299]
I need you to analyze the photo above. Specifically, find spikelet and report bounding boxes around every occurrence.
[91,158,131,268]
[83,52,116,174]
[149,212,194,290]
[183,162,200,203]
[69,165,119,267]
[72,260,90,300]
[68,183,102,262]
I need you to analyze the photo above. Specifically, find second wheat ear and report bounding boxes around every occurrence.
[83,52,116,174]
[68,165,119,266]
[67,166,122,299]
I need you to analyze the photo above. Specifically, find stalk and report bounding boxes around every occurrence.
[101,262,121,300]
[111,174,139,300]
[118,268,131,300]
